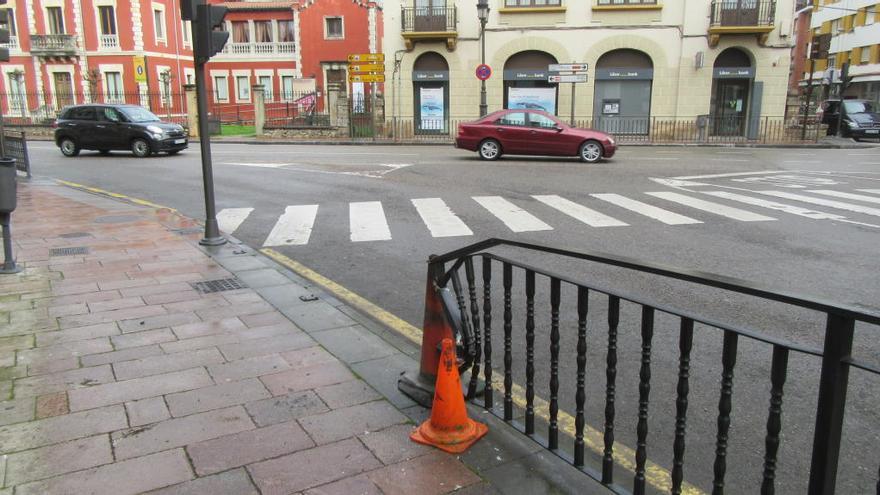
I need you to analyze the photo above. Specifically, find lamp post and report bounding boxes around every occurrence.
[477,0,489,117]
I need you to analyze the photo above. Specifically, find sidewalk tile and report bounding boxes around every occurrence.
[245,391,328,427]
[166,378,270,417]
[367,452,482,495]
[170,317,246,340]
[59,305,167,328]
[279,346,337,369]
[112,406,254,460]
[215,255,268,272]
[35,391,69,418]
[0,335,33,352]
[14,448,193,495]
[0,405,126,453]
[239,311,288,328]
[126,396,170,426]
[119,282,192,298]
[219,332,314,361]
[143,290,201,305]
[47,302,88,317]
[248,438,381,495]
[358,424,432,465]
[235,269,291,289]
[254,284,316,310]
[299,400,408,445]
[50,282,99,297]
[222,291,264,305]
[13,365,114,398]
[159,333,239,353]
[304,475,383,495]
[17,338,112,365]
[5,434,113,485]
[111,328,177,349]
[207,354,290,383]
[36,322,120,346]
[81,344,164,367]
[88,297,145,313]
[351,354,418,409]
[196,301,274,321]
[235,322,299,340]
[40,290,121,306]
[113,348,224,381]
[68,368,213,411]
[188,420,314,475]
[260,361,354,396]
[98,278,155,291]
[118,312,200,334]
[311,325,397,364]
[163,296,229,314]
[281,302,358,333]
[315,380,382,410]
[146,468,258,495]
[0,397,35,426]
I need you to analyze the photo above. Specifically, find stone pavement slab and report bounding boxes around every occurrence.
[0,181,599,495]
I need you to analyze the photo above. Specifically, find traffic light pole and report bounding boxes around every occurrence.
[835,62,849,139]
[194,57,225,246]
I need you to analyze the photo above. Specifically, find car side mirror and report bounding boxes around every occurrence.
[554,124,563,132]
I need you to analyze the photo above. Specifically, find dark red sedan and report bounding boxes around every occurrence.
[455,109,616,163]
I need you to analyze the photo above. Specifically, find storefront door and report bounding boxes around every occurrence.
[53,72,74,110]
[713,79,750,136]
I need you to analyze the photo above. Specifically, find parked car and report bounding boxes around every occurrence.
[54,104,188,157]
[817,99,880,140]
[455,109,616,163]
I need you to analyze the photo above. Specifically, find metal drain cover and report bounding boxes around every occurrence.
[191,278,246,294]
[50,246,90,256]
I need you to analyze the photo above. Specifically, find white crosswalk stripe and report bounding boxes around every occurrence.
[701,191,845,220]
[757,190,880,218]
[532,195,628,227]
[590,193,701,225]
[473,196,553,232]
[263,205,319,247]
[857,189,880,195]
[411,198,473,237]
[349,201,392,242]
[216,208,254,234]
[808,189,880,205]
[646,191,777,222]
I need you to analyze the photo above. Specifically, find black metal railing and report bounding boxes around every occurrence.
[710,0,775,27]
[428,238,879,494]
[401,6,457,33]
[0,91,188,126]
[3,131,31,178]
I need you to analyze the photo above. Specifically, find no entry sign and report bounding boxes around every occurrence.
[476,64,492,81]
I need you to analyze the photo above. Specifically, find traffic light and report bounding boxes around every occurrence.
[194,3,228,64]
[0,8,10,63]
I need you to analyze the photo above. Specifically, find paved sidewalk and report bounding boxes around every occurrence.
[0,179,599,494]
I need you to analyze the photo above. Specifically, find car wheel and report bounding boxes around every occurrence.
[579,140,603,163]
[478,139,501,161]
[59,138,80,157]
[131,138,151,158]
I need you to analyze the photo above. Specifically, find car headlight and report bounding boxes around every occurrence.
[847,121,859,129]
[147,125,165,136]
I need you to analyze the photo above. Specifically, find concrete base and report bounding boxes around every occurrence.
[398,369,486,408]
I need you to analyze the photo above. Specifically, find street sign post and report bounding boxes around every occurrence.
[548,63,590,125]
[548,74,588,83]
[549,63,588,73]
[476,64,492,81]
[348,53,385,63]
[349,74,385,83]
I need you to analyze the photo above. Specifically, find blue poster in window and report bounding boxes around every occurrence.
[420,87,444,131]
[508,87,556,114]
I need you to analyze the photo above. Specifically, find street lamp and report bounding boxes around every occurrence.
[477,0,489,117]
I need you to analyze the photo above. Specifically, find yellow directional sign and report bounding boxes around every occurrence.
[349,74,385,83]
[348,53,385,63]
[349,63,385,73]
[133,56,147,83]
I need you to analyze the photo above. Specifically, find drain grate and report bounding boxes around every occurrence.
[50,246,90,256]
[191,278,246,294]
[59,232,91,239]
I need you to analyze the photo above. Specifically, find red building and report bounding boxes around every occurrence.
[0,0,381,123]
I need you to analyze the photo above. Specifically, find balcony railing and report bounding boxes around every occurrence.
[100,34,119,50]
[30,34,78,56]
[221,41,295,56]
[3,35,17,50]
[402,6,457,32]
[710,0,775,28]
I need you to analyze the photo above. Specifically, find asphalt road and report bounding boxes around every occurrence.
[25,139,880,494]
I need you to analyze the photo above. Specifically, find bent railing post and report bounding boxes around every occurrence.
[808,314,855,494]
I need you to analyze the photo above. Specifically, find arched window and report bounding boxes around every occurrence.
[503,50,558,114]
[413,52,450,134]
[593,49,654,135]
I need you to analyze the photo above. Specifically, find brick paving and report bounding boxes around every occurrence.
[0,181,484,494]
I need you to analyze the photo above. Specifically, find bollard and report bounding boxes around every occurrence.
[0,157,22,274]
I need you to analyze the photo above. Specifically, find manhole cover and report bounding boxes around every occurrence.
[50,246,90,256]
[59,232,91,238]
[191,278,246,294]
[93,215,144,224]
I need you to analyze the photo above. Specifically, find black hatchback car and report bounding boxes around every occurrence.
[54,104,188,157]
[818,99,880,140]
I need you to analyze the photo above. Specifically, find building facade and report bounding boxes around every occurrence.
[801,0,880,104]
[384,0,796,137]
[0,0,381,122]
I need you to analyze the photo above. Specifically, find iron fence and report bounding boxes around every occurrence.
[2,131,30,178]
[0,91,187,126]
[427,239,879,494]
[387,116,823,144]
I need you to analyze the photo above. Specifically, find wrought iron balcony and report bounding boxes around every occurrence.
[709,0,776,46]
[30,34,78,56]
[220,41,296,56]
[401,6,458,51]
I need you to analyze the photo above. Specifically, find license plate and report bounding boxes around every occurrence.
[866,130,878,134]
[174,138,186,144]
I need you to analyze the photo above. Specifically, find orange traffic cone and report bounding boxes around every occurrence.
[410,338,488,454]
